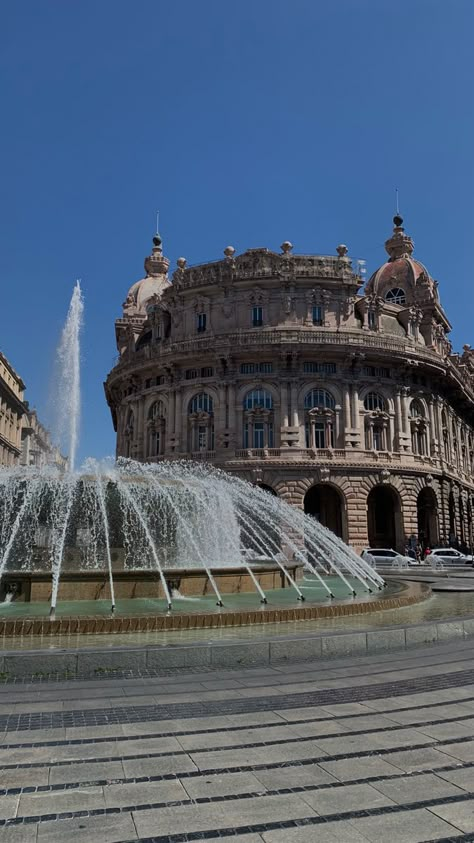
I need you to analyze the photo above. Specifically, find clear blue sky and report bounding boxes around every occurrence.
[1,0,473,465]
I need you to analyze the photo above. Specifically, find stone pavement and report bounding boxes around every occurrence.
[2,642,474,841]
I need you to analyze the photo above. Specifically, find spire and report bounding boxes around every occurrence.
[144,229,170,277]
[384,212,414,261]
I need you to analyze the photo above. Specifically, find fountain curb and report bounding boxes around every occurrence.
[1,614,474,679]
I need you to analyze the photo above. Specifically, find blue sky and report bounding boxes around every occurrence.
[1,0,473,465]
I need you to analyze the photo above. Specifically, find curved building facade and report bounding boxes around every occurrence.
[105,216,474,553]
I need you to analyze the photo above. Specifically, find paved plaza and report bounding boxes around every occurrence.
[1,641,474,841]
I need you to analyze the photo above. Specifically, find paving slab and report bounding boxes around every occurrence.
[372,771,467,803]
[36,811,138,842]
[133,792,316,838]
[349,807,463,842]
[301,780,396,813]
[262,825,370,842]
[182,770,268,799]
[17,784,105,817]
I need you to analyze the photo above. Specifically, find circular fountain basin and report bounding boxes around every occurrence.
[0,577,428,637]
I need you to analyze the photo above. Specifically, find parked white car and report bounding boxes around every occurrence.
[425,548,473,566]
[361,548,420,567]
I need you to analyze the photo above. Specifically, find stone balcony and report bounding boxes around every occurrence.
[111,328,448,375]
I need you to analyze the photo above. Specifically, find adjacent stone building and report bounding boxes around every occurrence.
[0,352,27,466]
[20,408,67,470]
[104,215,474,553]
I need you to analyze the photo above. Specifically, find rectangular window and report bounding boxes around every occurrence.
[252,306,263,327]
[198,426,207,450]
[312,305,324,326]
[155,376,164,386]
[185,369,200,380]
[145,378,152,389]
[303,362,337,374]
[373,427,383,451]
[254,423,265,449]
[314,422,326,449]
[201,367,214,378]
[240,362,273,374]
[362,366,391,378]
[367,311,376,330]
[197,313,207,333]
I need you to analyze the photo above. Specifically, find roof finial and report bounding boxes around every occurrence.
[393,189,403,228]
[153,210,162,252]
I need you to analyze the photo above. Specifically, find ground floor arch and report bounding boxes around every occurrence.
[304,484,345,539]
[255,483,277,496]
[417,487,439,549]
[367,485,403,550]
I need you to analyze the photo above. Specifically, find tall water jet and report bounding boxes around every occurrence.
[52,281,84,473]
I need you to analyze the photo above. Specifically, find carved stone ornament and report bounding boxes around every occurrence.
[425,474,433,485]
[318,467,331,482]
[379,469,391,484]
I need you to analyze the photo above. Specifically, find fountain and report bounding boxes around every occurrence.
[0,284,426,637]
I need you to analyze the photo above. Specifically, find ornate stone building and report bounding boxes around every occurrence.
[0,351,27,466]
[20,408,67,470]
[105,215,474,553]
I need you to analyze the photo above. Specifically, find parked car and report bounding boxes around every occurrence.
[361,548,420,567]
[425,548,473,566]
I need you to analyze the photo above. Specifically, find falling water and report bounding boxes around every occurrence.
[0,458,384,614]
[0,282,385,615]
[52,281,84,473]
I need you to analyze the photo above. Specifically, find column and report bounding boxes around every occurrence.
[290,382,299,427]
[334,408,341,446]
[351,385,360,444]
[395,390,403,444]
[169,390,176,442]
[216,385,226,450]
[227,383,236,448]
[401,388,410,435]
[428,399,437,456]
[388,414,395,452]
[280,382,289,427]
[175,390,182,451]
[343,383,351,430]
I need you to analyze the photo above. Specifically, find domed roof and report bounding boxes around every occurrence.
[122,232,171,317]
[365,215,438,302]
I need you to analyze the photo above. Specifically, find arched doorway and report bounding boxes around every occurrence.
[448,490,456,542]
[417,488,439,549]
[304,484,344,539]
[256,483,277,496]
[367,486,402,550]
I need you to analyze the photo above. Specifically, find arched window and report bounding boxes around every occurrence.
[189,393,213,414]
[304,389,336,449]
[410,399,425,418]
[410,400,428,455]
[188,393,214,452]
[304,389,335,410]
[243,389,274,449]
[385,288,406,306]
[364,392,386,412]
[363,393,388,451]
[147,401,166,458]
[243,389,273,410]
